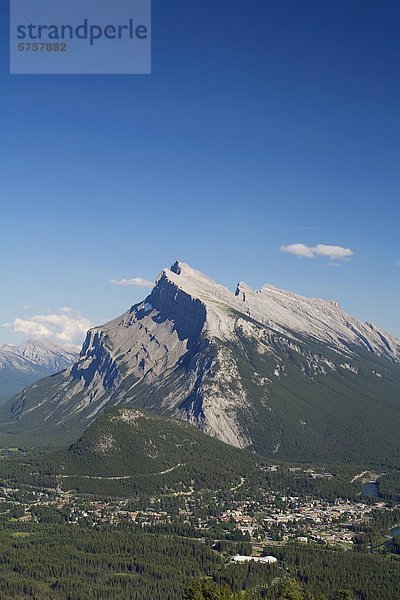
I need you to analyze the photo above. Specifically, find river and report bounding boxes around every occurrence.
[362,481,379,497]
[360,483,400,540]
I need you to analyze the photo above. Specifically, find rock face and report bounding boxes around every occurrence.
[0,339,77,403]
[1,262,400,465]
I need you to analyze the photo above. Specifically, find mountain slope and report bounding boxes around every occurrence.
[0,262,399,467]
[0,339,77,404]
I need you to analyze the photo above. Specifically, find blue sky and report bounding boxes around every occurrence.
[0,0,399,346]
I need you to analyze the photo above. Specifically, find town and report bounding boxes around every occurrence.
[1,461,398,555]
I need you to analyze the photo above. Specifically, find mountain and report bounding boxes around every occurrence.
[48,406,258,497]
[0,339,77,404]
[0,262,399,466]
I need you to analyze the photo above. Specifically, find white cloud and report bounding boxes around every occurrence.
[280,243,315,258]
[395,261,400,267]
[110,277,153,287]
[59,306,73,313]
[2,310,93,346]
[280,243,353,260]
[312,244,353,259]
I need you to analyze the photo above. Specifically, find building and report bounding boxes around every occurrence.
[232,555,277,564]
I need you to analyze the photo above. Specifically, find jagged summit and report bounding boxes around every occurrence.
[158,261,236,307]
[149,261,399,361]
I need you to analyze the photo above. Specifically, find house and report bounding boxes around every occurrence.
[232,555,277,564]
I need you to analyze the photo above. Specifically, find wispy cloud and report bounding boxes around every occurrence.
[110,277,153,287]
[2,309,92,346]
[395,261,400,267]
[22,304,38,311]
[276,226,331,231]
[280,243,353,260]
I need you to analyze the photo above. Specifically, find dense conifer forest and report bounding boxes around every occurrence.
[0,517,399,599]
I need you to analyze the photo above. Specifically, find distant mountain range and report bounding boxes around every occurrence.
[0,339,77,404]
[0,262,399,467]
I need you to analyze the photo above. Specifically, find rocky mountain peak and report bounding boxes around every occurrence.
[18,338,76,363]
[3,262,399,460]
[150,262,399,360]
[0,338,78,403]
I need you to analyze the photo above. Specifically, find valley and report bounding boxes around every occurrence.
[0,263,399,598]
[0,442,399,599]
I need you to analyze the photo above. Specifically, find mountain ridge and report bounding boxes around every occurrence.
[0,338,77,404]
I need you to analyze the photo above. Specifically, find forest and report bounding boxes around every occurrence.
[0,517,399,600]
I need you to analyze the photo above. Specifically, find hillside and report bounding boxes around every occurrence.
[50,407,258,497]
